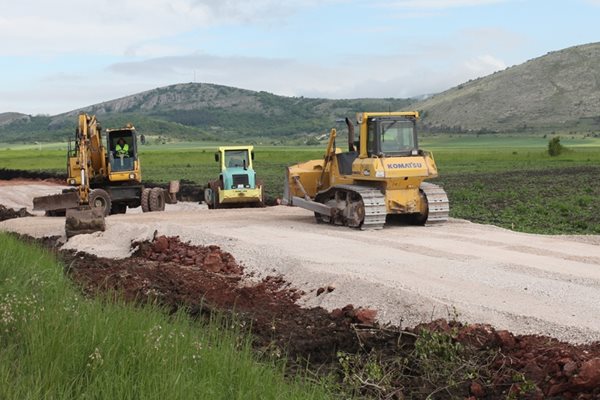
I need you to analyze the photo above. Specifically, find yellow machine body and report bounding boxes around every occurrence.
[66,122,141,187]
[34,114,177,228]
[205,146,264,208]
[284,112,449,229]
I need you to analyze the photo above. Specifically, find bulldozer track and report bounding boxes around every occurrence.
[328,185,387,230]
[420,182,450,224]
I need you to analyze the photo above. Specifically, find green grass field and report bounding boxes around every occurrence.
[0,233,332,399]
[1,135,599,234]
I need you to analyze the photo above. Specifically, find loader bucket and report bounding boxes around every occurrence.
[33,191,79,212]
[65,207,106,238]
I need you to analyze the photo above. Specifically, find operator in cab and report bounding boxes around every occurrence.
[115,138,129,157]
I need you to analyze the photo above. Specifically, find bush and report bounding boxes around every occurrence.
[548,136,564,156]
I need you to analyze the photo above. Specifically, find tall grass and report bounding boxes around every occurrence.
[0,234,331,400]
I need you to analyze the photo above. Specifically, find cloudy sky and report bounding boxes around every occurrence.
[1,0,599,114]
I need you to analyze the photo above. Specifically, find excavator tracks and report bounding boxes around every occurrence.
[420,182,450,224]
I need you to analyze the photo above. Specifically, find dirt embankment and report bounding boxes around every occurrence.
[31,234,599,399]
[0,204,32,221]
[0,168,66,183]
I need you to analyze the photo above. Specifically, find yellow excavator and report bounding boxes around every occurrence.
[33,113,178,237]
[283,111,449,230]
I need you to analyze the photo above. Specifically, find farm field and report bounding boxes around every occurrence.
[1,135,599,234]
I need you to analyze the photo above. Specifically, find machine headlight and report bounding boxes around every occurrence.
[129,173,136,179]
[69,179,76,185]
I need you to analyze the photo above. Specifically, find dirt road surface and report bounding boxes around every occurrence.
[1,182,600,344]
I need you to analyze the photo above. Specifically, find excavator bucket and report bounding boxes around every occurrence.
[33,191,80,212]
[65,207,106,238]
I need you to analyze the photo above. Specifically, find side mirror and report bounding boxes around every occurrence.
[251,151,255,160]
[214,152,219,162]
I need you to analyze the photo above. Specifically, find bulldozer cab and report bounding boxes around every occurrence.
[107,128,137,172]
[365,116,419,157]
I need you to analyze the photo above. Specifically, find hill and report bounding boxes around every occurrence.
[0,83,413,143]
[4,42,600,143]
[0,112,31,127]
[411,42,600,134]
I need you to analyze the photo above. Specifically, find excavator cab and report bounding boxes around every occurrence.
[107,128,137,173]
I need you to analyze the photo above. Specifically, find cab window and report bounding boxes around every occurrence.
[224,150,249,168]
[367,119,377,156]
[380,121,415,154]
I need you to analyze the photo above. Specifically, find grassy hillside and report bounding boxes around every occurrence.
[0,83,412,143]
[411,42,600,134]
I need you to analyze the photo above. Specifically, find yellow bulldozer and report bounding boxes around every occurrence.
[33,113,178,237]
[283,111,449,230]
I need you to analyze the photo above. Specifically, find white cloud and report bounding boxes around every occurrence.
[0,0,518,113]
[376,0,508,9]
[464,54,506,74]
[0,0,333,56]
[105,49,506,99]
[0,32,512,114]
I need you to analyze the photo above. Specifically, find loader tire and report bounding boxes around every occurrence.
[89,189,111,217]
[149,188,165,212]
[141,188,151,213]
[204,187,214,209]
[209,181,221,209]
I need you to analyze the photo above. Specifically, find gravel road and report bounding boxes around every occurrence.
[1,182,600,343]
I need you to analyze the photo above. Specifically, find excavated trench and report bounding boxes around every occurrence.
[10,232,600,400]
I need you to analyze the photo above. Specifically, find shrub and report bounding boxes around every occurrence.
[548,136,564,156]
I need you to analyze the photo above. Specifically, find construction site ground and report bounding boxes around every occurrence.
[2,179,600,398]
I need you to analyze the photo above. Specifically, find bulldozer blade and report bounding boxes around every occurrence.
[65,207,106,238]
[33,191,79,211]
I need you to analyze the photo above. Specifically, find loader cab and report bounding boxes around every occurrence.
[365,115,419,158]
[107,127,138,173]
